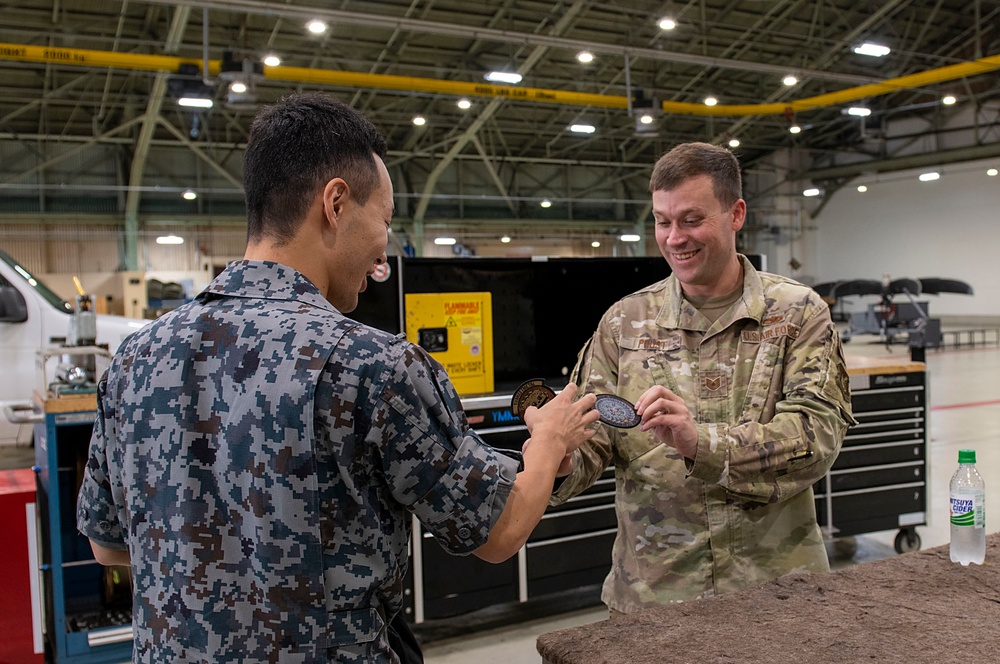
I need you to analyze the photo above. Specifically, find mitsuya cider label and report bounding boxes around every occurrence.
[950,491,985,528]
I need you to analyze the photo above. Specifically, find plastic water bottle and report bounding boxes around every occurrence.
[949,449,986,565]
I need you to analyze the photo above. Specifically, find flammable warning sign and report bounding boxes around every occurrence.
[405,292,493,395]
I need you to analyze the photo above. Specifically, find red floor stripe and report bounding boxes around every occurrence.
[931,399,1000,411]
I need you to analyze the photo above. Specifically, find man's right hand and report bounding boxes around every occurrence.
[522,383,599,461]
[474,385,598,564]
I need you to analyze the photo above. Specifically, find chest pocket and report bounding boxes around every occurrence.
[737,337,788,424]
[613,335,681,462]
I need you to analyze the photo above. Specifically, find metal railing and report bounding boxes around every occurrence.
[937,328,1000,349]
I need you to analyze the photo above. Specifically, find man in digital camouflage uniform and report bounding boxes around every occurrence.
[552,141,854,613]
[77,93,599,663]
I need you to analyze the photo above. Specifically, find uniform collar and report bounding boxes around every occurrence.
[656,254,766,331]
[200,260,337,312]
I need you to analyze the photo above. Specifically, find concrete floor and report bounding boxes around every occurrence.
[3,333,997,663]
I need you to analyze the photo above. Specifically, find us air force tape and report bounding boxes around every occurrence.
[511,378,556,420]
[594,394,641,428]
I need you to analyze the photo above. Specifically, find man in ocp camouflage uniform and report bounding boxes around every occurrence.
[76,93,599,663]
[552,142,855,613]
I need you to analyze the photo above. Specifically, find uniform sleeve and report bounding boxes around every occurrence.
[549,314,619,507]
[76,372,128,550]
[687,304,855,505]
[370,343,519,555]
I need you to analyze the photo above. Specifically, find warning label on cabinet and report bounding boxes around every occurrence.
[405,292,494,395]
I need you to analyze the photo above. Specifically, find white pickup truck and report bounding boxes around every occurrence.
[0,249,149,445]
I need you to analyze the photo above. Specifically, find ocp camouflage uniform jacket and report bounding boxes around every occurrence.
[552,255,854,611]
[77,260,519,663]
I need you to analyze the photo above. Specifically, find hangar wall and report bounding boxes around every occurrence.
[814,157,999,319]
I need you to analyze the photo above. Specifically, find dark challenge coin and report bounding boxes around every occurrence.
[511,378,557,420]
[594,394,641,428]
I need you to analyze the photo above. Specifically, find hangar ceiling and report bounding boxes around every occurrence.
[0,0,998,263]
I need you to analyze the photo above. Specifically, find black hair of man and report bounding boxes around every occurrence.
[649,142,742,208]
[243,92,389,245]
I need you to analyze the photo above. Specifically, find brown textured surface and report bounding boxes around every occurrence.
[844,355,926,375]
[537,535,1000,664]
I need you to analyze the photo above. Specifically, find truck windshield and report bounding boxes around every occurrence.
[0,250,73,313]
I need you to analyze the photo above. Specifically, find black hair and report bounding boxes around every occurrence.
[243,92,388,244]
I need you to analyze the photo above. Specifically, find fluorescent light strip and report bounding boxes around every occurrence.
[178,97,213,109]
[485,71,522,84]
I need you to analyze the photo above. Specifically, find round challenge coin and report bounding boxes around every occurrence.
[594,394,641,428]
[511,378,556,420]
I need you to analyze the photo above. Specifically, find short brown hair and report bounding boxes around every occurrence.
[649,142,742,207]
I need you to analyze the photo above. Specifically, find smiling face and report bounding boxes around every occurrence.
[652,174,746,298]
[328,155,394,313]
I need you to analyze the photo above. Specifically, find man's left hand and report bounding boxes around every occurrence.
[635,386,698,459]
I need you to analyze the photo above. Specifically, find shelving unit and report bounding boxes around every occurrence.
[33,392,133,663]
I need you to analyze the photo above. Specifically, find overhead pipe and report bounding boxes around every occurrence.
[1,42,999,118]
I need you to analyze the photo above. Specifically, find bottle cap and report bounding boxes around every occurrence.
[958,449,977,464]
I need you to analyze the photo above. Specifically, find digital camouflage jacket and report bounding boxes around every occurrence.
[552,255,854,612]
[78,260,518,663]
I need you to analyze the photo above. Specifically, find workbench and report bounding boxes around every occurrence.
[537,534,999,664]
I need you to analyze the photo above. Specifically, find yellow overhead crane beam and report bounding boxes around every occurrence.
[2,42,999,118]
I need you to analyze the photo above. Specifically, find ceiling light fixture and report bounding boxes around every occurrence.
[857,185,868,193]
[789,124,802,134]
[576,51,594,64]
[782,75,798,87]
[540,199,552,208]
[156,234,184,245]
[307,19,328,34]
[569,124,596,134]
[412,115,426,126]
[457,98,472,110]
[658,17,677,31]
[177,96,213,109]
[263,54,281,67]
[988,168,999,177]
[620,234,641,242]
[170,63,215,110]
[846,107,872,117]
[591,241,601,248]
[728,138,740,148]
[942,95,957,105]
[182,189,197,200]
[434,237,457,246]
[853,42,890,57]
[918,172,940,182]
[704,96,718,106]
[803,188,820,197]
[639,114,654,125]
[229,81,247,94]
[485,71,522,84]
[500,235,511,243]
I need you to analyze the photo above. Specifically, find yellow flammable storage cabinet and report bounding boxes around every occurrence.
[404,292,494,395]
